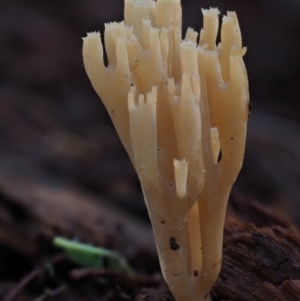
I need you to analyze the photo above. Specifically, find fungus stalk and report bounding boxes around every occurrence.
[82,1,249,301]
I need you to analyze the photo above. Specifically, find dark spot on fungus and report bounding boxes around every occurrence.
[248,102,252,117]
[230,137,234,140]
[188,199,191,201]
[169,237,180,250]
[161,221,165,224]
[169,184,172,187]
[111,110,114,114]
[204,293,209,298]
[193,270,198,277]
[217,150,222,163]
[230,153,232,157]
[131,83,133,86]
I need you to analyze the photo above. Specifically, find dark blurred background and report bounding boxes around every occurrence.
[1,0,300,223]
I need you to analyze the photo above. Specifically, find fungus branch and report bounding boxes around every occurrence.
[82,1,249,300]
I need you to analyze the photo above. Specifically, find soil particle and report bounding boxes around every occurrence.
[169,237,180,251]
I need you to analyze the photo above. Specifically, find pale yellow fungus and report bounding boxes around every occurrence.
[82,1,249,300]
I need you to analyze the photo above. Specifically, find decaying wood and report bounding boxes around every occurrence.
[1,174,300,301]
[213,222,300,301]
